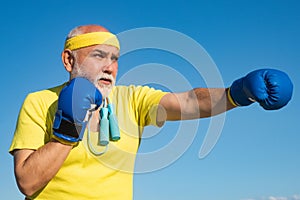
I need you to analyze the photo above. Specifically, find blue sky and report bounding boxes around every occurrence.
[1,0,299,199]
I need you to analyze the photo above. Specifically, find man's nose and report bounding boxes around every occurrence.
[102,59,114,74]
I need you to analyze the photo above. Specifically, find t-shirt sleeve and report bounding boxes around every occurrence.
[9,93,50,154]
[132,86,168,127]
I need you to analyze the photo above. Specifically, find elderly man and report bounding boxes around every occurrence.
[9,24,293,200]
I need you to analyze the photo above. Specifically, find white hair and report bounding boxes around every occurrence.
[66,26,85,40]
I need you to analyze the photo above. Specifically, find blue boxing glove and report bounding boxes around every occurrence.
[53,77,102,144]
[229,69,293,110]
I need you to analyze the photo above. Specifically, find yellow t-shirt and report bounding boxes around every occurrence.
[9,83,168,200]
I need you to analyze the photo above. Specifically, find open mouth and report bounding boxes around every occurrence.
[99,78,112,85]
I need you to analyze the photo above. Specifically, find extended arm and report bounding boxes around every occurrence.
[159,88,235,121]
[159,69,293,122]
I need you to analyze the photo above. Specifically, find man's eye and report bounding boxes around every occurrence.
[91,53,105,58]
[111,56,119,61]
[95,54,105,58]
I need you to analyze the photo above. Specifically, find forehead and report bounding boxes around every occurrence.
[84,44,120,55]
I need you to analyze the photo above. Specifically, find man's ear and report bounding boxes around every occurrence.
[61,49,74,72]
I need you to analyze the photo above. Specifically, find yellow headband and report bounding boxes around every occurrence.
[64,32,120,50]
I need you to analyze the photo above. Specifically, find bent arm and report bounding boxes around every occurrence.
[159,88,236,121]
[13,140,72,197]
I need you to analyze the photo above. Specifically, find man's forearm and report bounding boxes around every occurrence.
[14,140,72,197]
[160,88,237,121]
[191,88,236,118]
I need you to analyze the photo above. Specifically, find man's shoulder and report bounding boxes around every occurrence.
[112,85,146,98]
[24,83,66,107]
[112,85,167,102]
[113,85,151,92]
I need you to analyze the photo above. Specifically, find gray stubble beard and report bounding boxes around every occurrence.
[71,64,115,99]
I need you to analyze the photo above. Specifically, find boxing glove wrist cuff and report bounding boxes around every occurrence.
[229,77,255,106]
[227,88,238,107]
[51,134,78,146]
[53,112,83,143]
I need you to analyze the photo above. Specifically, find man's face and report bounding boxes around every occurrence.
[71,44,119,98]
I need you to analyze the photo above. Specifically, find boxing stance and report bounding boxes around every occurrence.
[9,24,293,200]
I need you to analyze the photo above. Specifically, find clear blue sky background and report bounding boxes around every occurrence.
[1,0,299,199]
